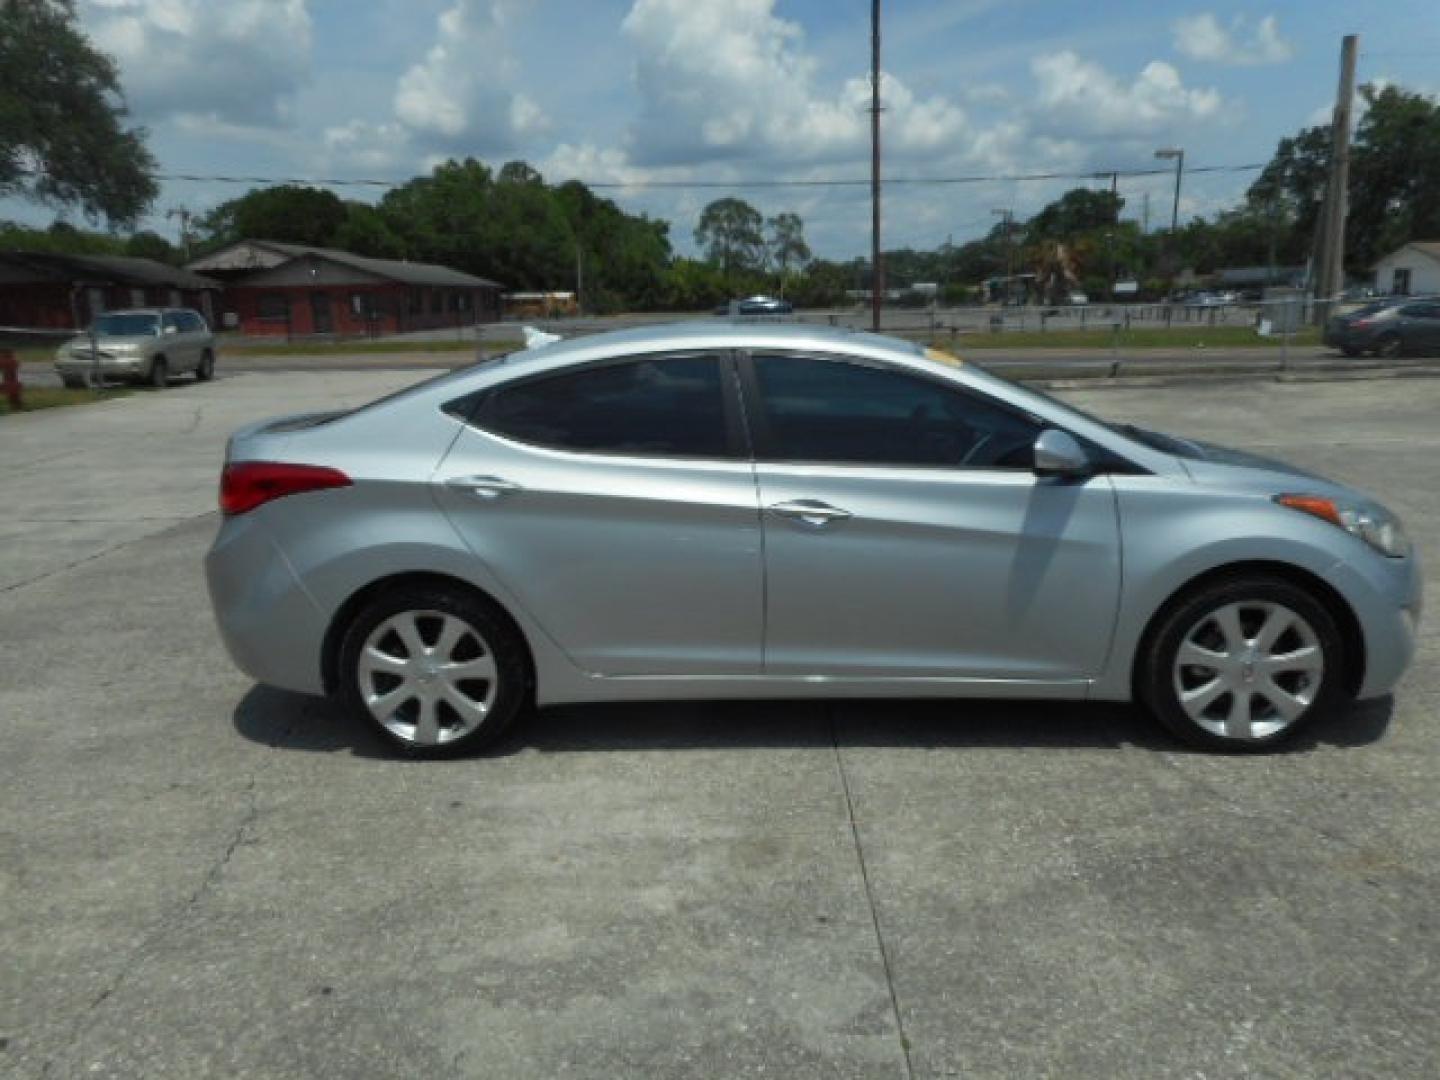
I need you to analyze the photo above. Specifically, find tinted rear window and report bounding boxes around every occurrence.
[475,354,729,458]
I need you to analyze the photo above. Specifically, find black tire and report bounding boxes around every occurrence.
[1137,573,1349,752]
[1373,333,1402,359]
[61,375,87,390]
[1340,345,1362,358]
[337,583,532,758]
[148,357,168,389]
[196,349,215,381]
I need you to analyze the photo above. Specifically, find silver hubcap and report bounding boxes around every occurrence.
[358,610,498,746]
[1173,601,1324,741]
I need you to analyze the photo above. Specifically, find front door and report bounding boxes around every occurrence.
[310,292,333,334]
[435,352,763,676]
[744,352,1122,681]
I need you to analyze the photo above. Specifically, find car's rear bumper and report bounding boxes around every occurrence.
[205,512,329,695]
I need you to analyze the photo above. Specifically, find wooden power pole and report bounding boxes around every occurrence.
[1314,34,1358,324]
[870,0,883,332]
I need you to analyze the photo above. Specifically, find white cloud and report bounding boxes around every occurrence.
[80,0,312,126]
[325,0,544,172]
[1173,13,1295,66]
[620,0,966,166]
[1030,51,1224,138]
[392,0,546,151]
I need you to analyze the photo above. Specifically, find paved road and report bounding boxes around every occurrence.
[1,374,1437,1078]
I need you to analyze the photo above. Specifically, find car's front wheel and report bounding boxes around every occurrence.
[196,349,215,381]
[1373,333,1403,359]
[148,357,168,388]
[1139,575,1347,751]
[337,584,531,757]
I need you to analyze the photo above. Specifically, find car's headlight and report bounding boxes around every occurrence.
[108,342,141,353]
[1276,494,1410,558]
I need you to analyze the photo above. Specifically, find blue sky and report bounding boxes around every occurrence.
[6,0,1439,260]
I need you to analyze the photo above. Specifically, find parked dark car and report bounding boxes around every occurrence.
[1324,298,1440,357]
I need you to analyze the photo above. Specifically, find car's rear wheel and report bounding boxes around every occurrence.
[1374,333,1402,359]
[337,584,531,757]
[148,357,168,388]
[1139,575,1347,751]
[1340,345,1362,358]
[196,349,215,381]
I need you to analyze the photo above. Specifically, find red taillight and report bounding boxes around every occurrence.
[220,461,352,515]
[1350,319,1372,330]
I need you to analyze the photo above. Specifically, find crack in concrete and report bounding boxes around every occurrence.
[0,511,215,596]
[828,705,915,1080]
[34,709,306,1080]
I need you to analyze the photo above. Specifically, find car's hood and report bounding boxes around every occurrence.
[65,334,157,349]
[1160,433,1363,500]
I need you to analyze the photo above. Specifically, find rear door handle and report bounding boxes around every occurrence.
[768,499,852,527]
[444,474,522,499]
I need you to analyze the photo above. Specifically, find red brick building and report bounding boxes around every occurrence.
[187,240,503,338]
[0,251,221,330]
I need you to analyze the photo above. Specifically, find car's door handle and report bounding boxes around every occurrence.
[444,474,522,499]
[768,499,852,527]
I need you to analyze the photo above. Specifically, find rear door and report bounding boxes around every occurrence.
[742,351,1122,681]
[435,351,764,676]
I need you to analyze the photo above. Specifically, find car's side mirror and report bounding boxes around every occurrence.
[1033,428,1092,479]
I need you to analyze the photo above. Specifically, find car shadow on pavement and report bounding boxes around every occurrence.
[232,685,1393,760]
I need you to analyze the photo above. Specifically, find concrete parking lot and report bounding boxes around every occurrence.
[1,371,1437,1079]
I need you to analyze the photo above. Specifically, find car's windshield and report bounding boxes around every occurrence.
[92,313,158,336]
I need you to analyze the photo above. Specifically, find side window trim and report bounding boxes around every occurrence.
[461,350,749,462]
[738,348,1046,472]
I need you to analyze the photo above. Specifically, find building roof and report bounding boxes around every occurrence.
[1375,241,1440,268]
[189,239,502,288]
[0,250,218,290]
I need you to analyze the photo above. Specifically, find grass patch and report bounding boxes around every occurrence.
[944,325,1322,350]
[225,338,524,358]
[0,386,132,416]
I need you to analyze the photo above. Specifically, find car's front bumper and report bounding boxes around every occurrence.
[1327,546,1423,699]
[55,355,145,379]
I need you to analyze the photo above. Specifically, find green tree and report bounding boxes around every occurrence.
[1025,188,1123,242]
[0,0,157,226]
[123,229,177,263]
[694,197,765,277]
[1345,84,1440,269]
[766,211,811,279]
[198,185,349,249]
[333,201,406,259]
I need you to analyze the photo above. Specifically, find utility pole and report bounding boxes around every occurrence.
[575,241,584,316]
[166,206,193,262]
[1142,192,1151,234]
[1313,34,1359,325]
[869,0,883,332]
[991,208,1014,302]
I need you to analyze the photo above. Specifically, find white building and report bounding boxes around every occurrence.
[1373,242,1440,296]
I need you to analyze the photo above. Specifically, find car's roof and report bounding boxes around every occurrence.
[97,307,194,316]
[515,319,923,364]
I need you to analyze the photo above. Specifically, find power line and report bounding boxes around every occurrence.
[77,161,1269,192]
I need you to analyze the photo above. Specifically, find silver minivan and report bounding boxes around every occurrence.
[206,323,1420,757]
[55,308,216,388]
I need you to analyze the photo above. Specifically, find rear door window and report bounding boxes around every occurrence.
[475,354,734,458]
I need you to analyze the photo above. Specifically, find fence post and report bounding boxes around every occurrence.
[1,350,22,411]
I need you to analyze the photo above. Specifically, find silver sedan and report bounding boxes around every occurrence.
[205,322,1421,756]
